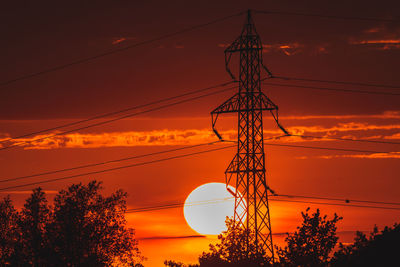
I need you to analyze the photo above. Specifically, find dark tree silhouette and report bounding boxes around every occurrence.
[331,223,400,267]
[276,208,342,267]
[198,218,273,267]
[17,188,51,266]
[164,260,199,267]
[164,218,273,267]
[0,181,144,267]
[0,196,19,264]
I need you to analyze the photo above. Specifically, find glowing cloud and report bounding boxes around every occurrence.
[3,129,235,150]
[318,152,400,159]
[112,37,127,45]
[349,39,400,50]
[1,111,399,150]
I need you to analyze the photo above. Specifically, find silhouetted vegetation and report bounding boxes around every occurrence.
[165,208,399,266]
[164,259,199,267]
[198,218,273,267]
[331,223,400,266]
[2,183,399,267]
[276,208,342,266]
[165,218,273,267]
[0,181,144,266]
[178,208,341,266]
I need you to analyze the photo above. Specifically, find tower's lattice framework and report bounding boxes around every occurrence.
[211,10,288,259]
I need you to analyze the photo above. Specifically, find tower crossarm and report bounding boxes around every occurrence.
[211,92,289,141]
[211,93,240,141]
[261,92,290,135]
[225,154,238,186]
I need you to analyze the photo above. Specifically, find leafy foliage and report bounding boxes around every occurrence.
[331,223,400,267]
[276,208,342,267]
[198,218,273,267]
[164,259,199,267]
[0,181,144,267]
[17,188,51,266]
[0,196,19,263]
[165,207,400,266]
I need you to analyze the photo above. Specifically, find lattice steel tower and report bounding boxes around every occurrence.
[211,10,288,259]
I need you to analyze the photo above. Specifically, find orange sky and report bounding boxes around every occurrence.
[1,1,400,266]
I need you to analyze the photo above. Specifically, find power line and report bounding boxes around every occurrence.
[1,137,286,185]
[274,194,400,206]
[275,76,400,90]
[254,10,400,23]
[125,195,400,214]
[3,9,398,89]
[288,134,400,146]
[3,74,398,148]
[263,141,399,154]
[0,12,244,88]
[263,82,400,96]
[0,144,235,191]
[126,199,228,213]
[0,85,236,151]
[0,81,234,144]
[127,203,184,213]
[5,76,398,149]
[269,198,400,211]
[223,139,399,154]
[0,141,220,184]
[2,138,398,190]
[5,75,398,144]
[126,198,233,213]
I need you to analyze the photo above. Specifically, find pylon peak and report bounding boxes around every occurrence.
[242,9,258,37]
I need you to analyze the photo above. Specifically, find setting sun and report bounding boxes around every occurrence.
[183,182,246,235]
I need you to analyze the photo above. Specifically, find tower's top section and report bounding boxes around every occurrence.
[225,9,262,54]
[224,9,271,80]
[241,9,259,38]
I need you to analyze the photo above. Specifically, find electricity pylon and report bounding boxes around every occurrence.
[211,10,288,260]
